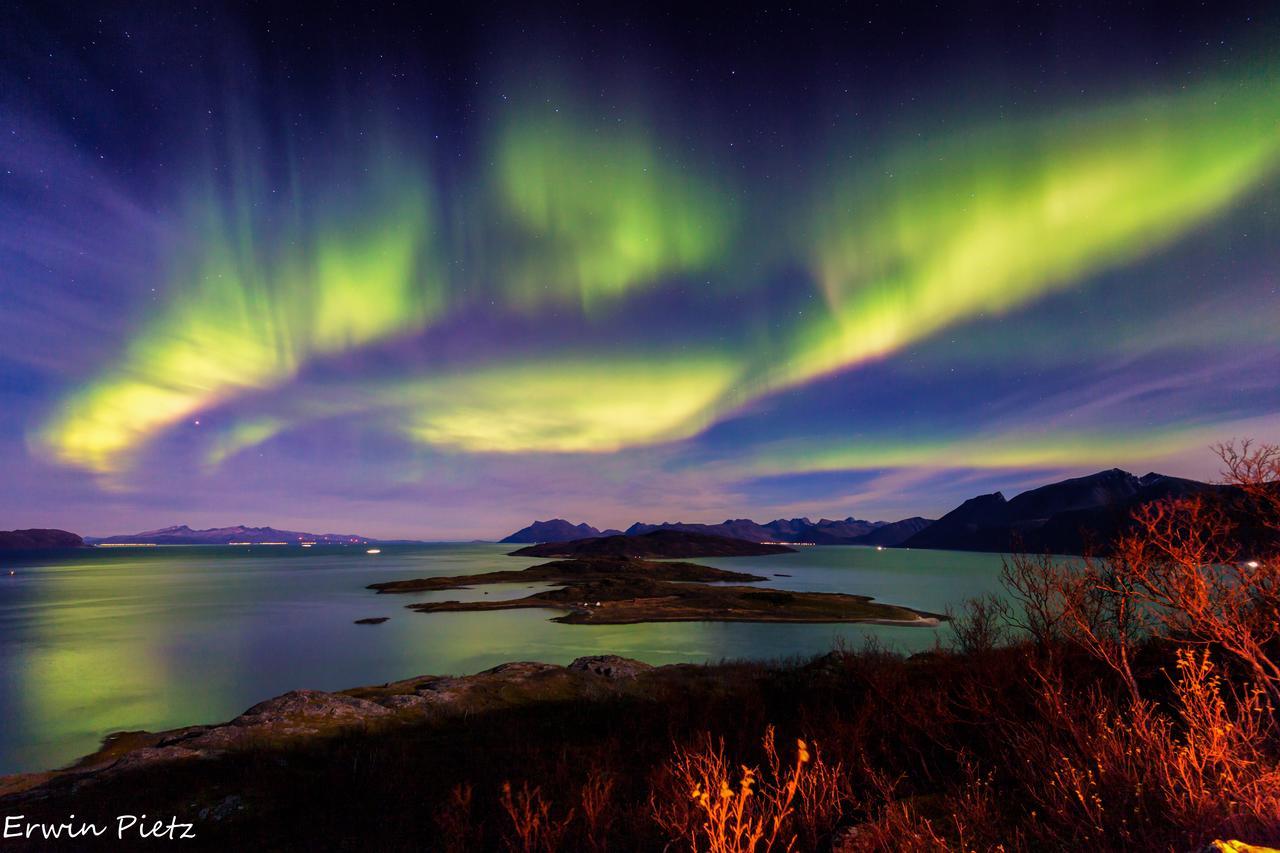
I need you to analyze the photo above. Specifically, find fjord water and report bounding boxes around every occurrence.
[0,543,1007,775]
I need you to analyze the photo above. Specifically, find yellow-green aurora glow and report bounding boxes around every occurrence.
[783,77,1280,389]
[29,68,1280,483]
[400,353,743,453]
[38,163,440,474]
[492,111,735,309]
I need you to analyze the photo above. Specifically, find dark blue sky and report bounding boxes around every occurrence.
[2,2,1278,538]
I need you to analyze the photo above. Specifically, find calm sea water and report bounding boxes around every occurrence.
[0,543,1008,775]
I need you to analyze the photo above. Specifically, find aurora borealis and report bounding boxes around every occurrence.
[2,2,1279,538]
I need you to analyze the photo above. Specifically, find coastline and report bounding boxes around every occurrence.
[0,653,784,797]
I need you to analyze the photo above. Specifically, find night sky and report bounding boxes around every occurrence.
[2,2,1278,539]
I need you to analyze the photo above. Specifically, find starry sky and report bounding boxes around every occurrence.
[2,2,1278,539]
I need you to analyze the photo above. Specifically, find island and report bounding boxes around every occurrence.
[368,557,941,625]
[0,528,84,550]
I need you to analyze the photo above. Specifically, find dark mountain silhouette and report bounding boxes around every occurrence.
[853,517,934,547]
[900,469,1228,555]
[510,530,795,559]
[0,528,84,550]
[805,518,886,543]
[499,519,623,544]
[502,516,923,545]
[624,516,886,543]
[89,525,376,546]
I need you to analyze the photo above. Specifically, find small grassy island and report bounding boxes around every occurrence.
[369,552,941,626]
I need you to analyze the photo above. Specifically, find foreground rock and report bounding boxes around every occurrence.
[567,655,655,679]
[0,656,665,799]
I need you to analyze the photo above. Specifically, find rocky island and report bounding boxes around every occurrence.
[371,533,939,626]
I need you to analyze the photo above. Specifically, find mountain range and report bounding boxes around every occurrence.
[32,468,1240,555]
[499,519,624,543]
[502,515,933,546]
[88,525,378,546]
[501,468,1232,556]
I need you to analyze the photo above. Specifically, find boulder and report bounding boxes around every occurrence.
[237,690,392,723]
[568,655,653,679]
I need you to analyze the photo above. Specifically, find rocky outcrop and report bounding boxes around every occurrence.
[0,656,686,798]
[240,690,394,723]
[567,655,653,679]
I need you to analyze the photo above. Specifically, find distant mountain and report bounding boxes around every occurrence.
[852,517,934,547]
[89,525,377,546]
[502,517,902,545]
[501,515,936,546]
[624,517,886,543]
[900,469,1225,555]
[499,519,623,544]
[0,528,84,550]
[510,530,796,559]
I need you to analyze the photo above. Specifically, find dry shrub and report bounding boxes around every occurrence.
[1218,440,1280,532]
[434,782,478,852]
[1010,649,1280,849]
[1161,651,1280,841]
[831,801,948,852]
[1001,552,1069,647]
[834,758,1009,853]
[498,781,573,852]
[1114,494,1280,707]
[578,769,617,852]
[652,726,846,852]
[947,593,1011,656]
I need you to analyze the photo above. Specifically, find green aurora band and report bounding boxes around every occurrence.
[491,111,735,309]
[783,76,1280,388]
[399,352,743,453]
[33,70,1280,478]
[38,156,440,475]
[728,422,1269,480]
